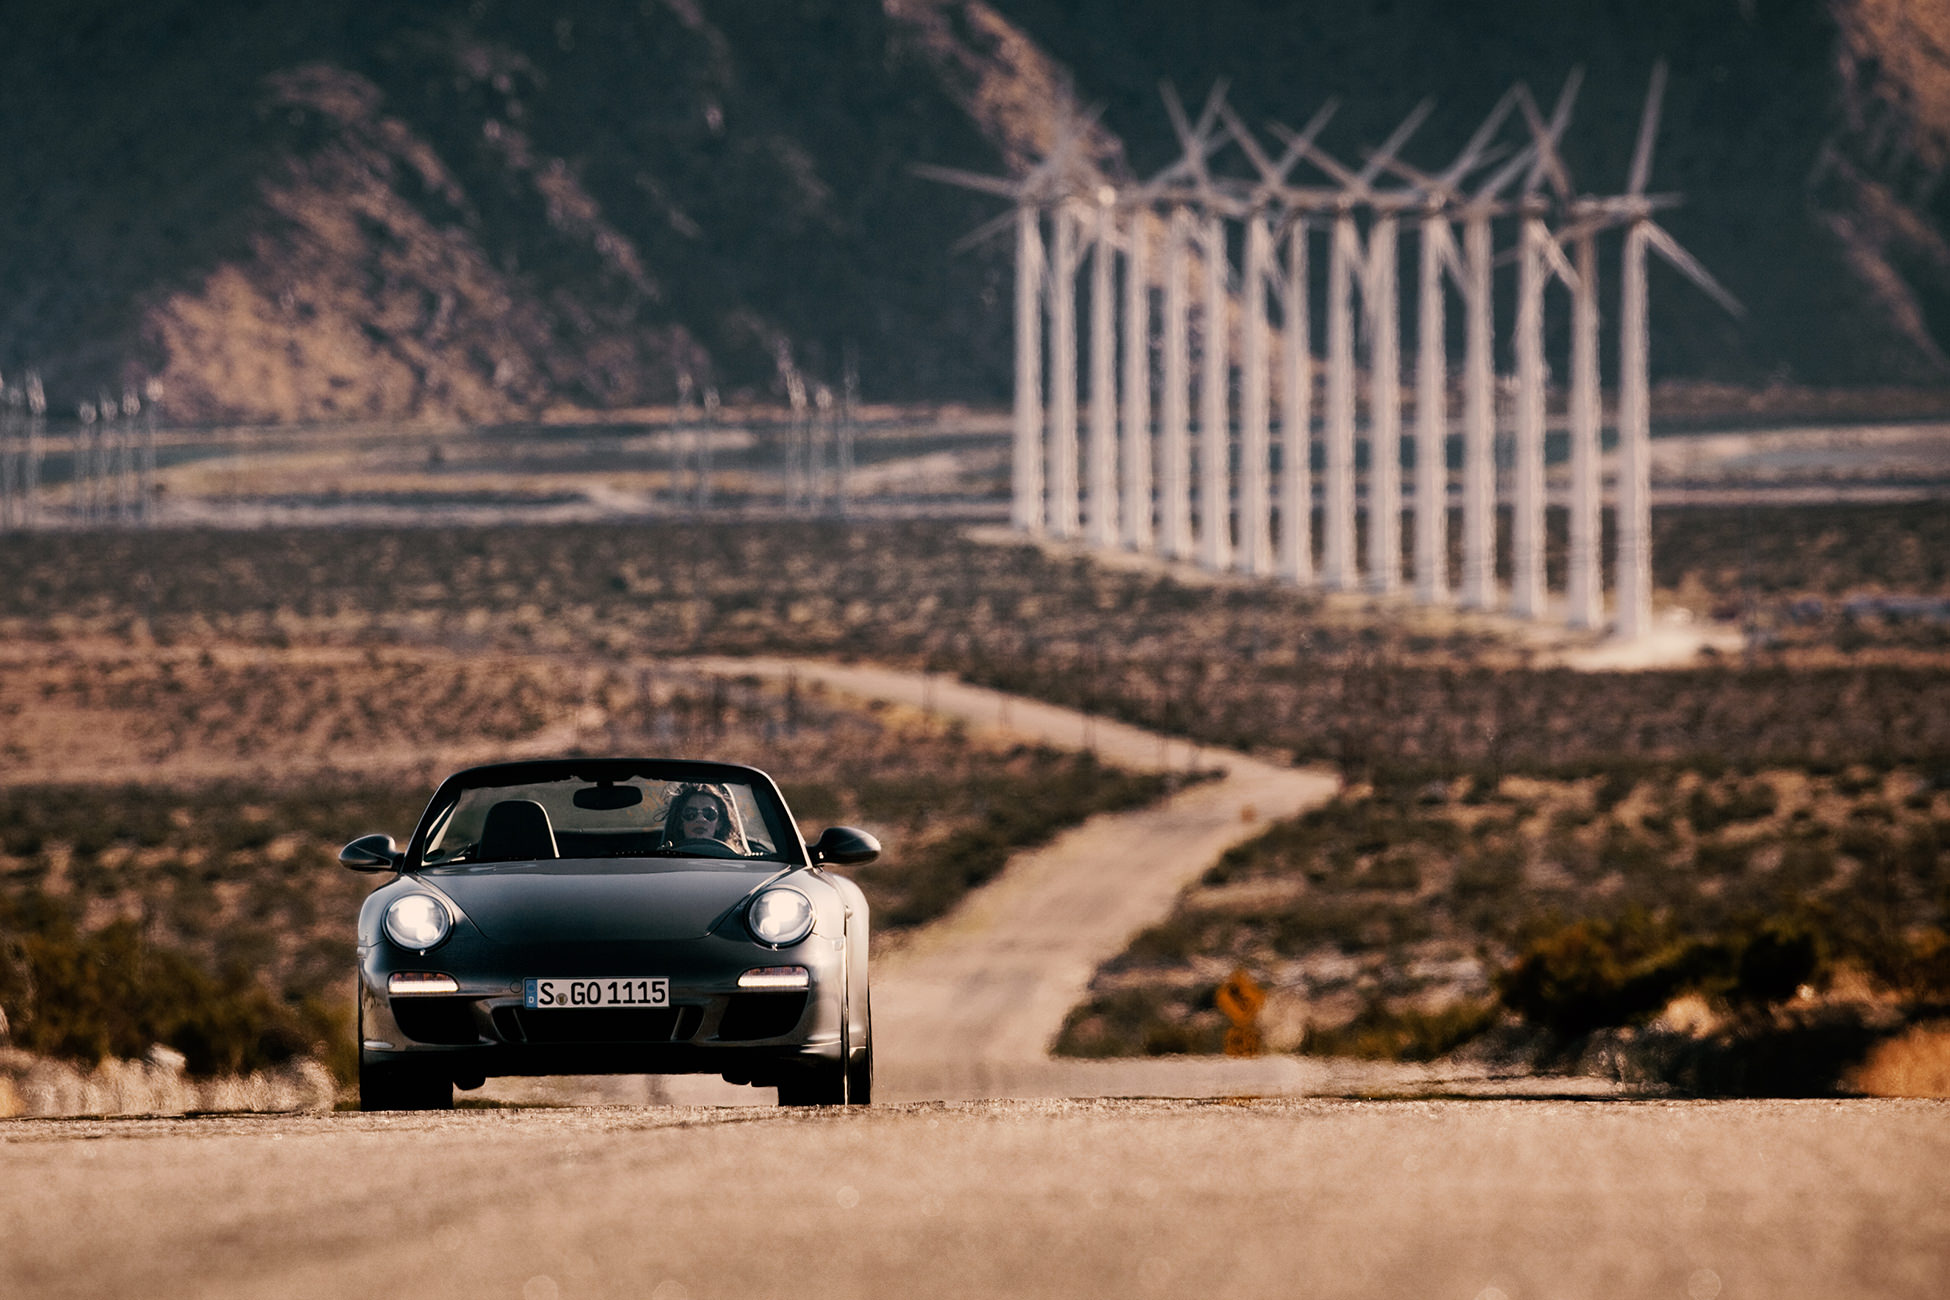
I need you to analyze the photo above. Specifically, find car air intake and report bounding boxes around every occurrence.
[716,993,809,1041]
[493,1005,700,1044]
[391,998,480,1046]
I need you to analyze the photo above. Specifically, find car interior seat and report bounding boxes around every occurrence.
[476,798,559,862]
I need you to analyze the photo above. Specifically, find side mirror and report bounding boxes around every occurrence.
[808,826,880,867]
[339,833,403,873]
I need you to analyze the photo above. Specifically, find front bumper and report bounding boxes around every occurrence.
[359,930,848,1084]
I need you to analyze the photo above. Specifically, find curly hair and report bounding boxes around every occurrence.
[660,782,750,853]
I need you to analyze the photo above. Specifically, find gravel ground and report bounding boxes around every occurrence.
[4,1097,1946,1300]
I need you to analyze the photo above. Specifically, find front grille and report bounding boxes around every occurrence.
[493,1005,701,1045]
[391,998,480,1045]
[716,993,809,1041]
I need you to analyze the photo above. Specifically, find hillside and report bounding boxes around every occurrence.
[1,0,1947,424]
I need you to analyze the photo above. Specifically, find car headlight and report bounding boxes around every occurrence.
[384,893,453,951]
[746,888,814,947]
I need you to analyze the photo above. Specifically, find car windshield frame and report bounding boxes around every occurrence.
[405,759,807,870]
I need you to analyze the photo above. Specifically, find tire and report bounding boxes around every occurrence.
[847,1017,873,1105]
[357,1001,454,1112]
[777,1017,870,1107]
[776,1058,848,1106]
[359,1058,455,1111]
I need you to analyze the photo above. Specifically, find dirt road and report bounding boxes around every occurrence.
[668,657,1343,1102]
[5,1098,1946,1300]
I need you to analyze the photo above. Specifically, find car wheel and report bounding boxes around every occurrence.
[847,1015,873,1105]
[359,1057,455,1111]
[776,1058,848,1107]
[358,998,454,1112]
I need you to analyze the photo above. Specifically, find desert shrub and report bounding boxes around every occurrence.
[1776,838,1837,891]
[0,892,328,1076]
[1496,916,1706,1038]
[839,749,1195,932]
[1694,838,1752,877]
[1053,986,1225,1059]
[1688,780,1778,833]
[10,522,1947,775]
[1109,915,1212,970]
[1496,913,1826,1038]
[1303,999,1500,1062]
[1362,851,1423,894]
[1267,897,1432,955]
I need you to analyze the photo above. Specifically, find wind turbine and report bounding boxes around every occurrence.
[1156,82,1247,572]
[1609,61,1743,639]
[1217,98,1338,579]
[1508,71,1583,620]
[1086,182,1119,547]
[1120,185,1154,552]
[1115,118,1216,561]
[1378,88,1520,604]
[1291,102,1431,593]
[1103,116,1222,555]
[915,98,1112,537]
[1440,122,1542,610]
[1143,83,1233,562]
[1513,76,1607,630]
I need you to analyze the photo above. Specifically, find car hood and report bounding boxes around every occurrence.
[417,860,789,942]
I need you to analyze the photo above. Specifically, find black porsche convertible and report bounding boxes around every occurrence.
[340,758,879,1111]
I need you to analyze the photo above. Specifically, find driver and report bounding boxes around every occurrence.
[661,783,750,854]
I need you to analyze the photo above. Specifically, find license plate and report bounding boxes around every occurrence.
[524,977,669,1009]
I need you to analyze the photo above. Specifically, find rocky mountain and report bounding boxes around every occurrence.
[1,0,1946,424]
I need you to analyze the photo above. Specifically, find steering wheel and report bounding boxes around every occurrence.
[671,837,743,859]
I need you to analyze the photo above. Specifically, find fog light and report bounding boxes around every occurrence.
[737,966,810,990]
[388,972,460,995]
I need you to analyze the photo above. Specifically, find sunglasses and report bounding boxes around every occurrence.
[680,805,722,822]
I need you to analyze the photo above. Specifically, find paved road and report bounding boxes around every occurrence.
[5,1097,1946,1300]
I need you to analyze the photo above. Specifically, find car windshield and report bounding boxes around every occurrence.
[420,773,787,866]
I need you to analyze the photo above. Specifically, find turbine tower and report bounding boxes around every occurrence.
[1508,73,1582,620]
[1611,62,1743,639]
[1377,89,1520,605]
[1216,98,1336,579]
[1294,105,1430,593]
[915,99,1112,538]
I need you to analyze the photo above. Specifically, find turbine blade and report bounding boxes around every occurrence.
[1644,221,1745,317]
[1356,98,1435,188]
[1514,90,1562,199]
[1517,69,1581,200]
[1273,98,1341,181]
[1161,80,1227,197]
[1275,119,1361,191]
[1438,86,1522,189]
[952,208,1023,254]
[1217,101,1280,185]
[911,163,1022,199]
[1628,61,1668,196]
[1160,80,1197,153]
[1193,79,1233,142]
[1554,214,1613,245]
[1473,140,1537,203]
[1382,155,1443,191]
[1537,225,1580,288]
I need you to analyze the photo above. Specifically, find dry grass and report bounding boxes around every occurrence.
[1056,762,1950,1089]
[1847,1023,1950,1098]
[0,637,1176,1086]
[2,507,1945,1094]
